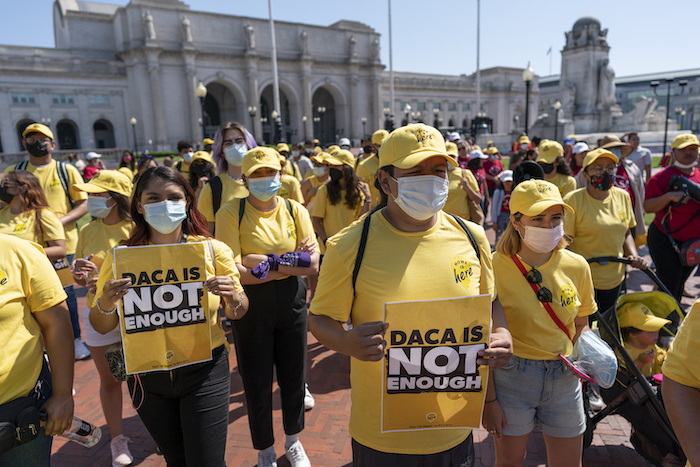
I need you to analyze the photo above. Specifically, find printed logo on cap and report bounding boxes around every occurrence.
[535,181,553,195]
[415,127,433,145]
[252,149,266,161]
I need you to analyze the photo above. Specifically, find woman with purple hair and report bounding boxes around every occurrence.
[197,121,255,234]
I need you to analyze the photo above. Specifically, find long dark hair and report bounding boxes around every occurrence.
[188,160,216,190]
[327,165,363,209]
[554,155,573,175]
[108,191,131,222]
[5,170,50,237]
[119,150,136,171]
[127,166,209,246]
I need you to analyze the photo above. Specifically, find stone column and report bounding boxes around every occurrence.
[145,49,167,149]
[300,60,313,141]
[182,52,201,143]
[245,56,261,142]
[371,70,382,131]
[348,67,360,142]
[74,89,92,150]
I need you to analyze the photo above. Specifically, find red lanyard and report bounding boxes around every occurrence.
[510,255,571,340]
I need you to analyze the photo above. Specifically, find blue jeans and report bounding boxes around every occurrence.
[64,254,80,340]
[0,360,53,467]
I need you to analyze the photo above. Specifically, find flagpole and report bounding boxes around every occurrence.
[388,0,395,128]
[548,46,552,76]
[475,0,481,119]
[268,0,282,142]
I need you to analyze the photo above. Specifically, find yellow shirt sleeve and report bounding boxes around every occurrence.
[66,164,88,203]
[464,169,479,192]
[38,209,66,243]
[214,200,243,263]
[197,182,215,222]
[663,300,700,388]
[311,185,328,219]
[210,239,244,294]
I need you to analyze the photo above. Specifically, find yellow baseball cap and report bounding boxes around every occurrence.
[326,149,355,167]
[309,152,330,164]
[582,148,619,170]
[242,147,282,177]
[536,141,563,163]
[372,129,389,146]
[73,170,132,197]
[671,133,700,150]
[618,302,671,332]
[202,138,214,146]
[191,150,213,165]
[22,123,54,140]
[519,135,530,144]
[509,179,574,216]
[327,145,340,155]
[276,143,290,153]
[379,124,456,169]
[313,138,320,145]
[487,147,499,155]
[445,142,458,157]
[313,146,322,153]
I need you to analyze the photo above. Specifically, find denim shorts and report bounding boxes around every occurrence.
[493,355,585,438]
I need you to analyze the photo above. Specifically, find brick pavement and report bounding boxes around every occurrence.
[51,240,695,466]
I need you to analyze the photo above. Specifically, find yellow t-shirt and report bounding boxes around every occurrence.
[311,184,364,250]
[663,300,700,388]
[0,207,64,245]
[74,219,133,307]
[310,210,494,455]
[197,174,249,223]
[175,159,191,179]
[4,160,87,254]
[492,249,597,360]
[564,187,636,289]
[94,236,242,353]
[548,172,577,198]
[279,174,304,204]
[284,161,302,181]
[620,342,666,377]
[356,154,380,209]
[215,196,318,265]
[444,168,479,221]
[0,234,67,405]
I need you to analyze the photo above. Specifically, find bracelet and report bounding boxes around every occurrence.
[96,297,117,315]
[364,198,372,203]
[485,398,498,403]
[225,292,245,318]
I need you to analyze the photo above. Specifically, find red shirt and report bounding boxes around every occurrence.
[614,165,635,207]
[469,168,487,194]
[500,192,511,213]
[83,165,100,180]
[484,159,504,190]
[645,166,700,242]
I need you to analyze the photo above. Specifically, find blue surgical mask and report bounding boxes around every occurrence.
[143,200,187,234]
[391,175,449,221]
[312,167,326,177]
[87,196,114,219]
[248,174,281,202]
[609,148,622,158]
[224,143,247,166]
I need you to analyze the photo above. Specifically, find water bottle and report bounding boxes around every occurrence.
[40,412,102,447]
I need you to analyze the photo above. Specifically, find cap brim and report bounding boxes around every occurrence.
[637,316,672,332]
[521,199,574,217]
[675,142,700,150]
[244,162,281,177]
[392,150,457,169]
[73,182,108,193]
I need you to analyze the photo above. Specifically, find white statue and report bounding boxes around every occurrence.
[348,35,357,58]
[181,17,193,43]
[143,11,156,40]
[244,23,256,50]
[299,30,309,55]
[598,59,616,107]
[371,38,380,62]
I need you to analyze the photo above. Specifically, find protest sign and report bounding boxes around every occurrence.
[381,294,491,432]
[113,242,213,374]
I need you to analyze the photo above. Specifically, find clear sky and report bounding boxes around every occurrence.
[2,0,699,79]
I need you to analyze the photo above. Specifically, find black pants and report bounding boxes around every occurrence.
[127,346,230,467]
[648,223,696,304]
[595,283,624,318]
[352,433,475,467]
[232,275,307,450]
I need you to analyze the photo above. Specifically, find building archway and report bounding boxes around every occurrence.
[93,119,115,148]
[56,119,80,150]
[260,84,293,143]
[203,82,237,137]
[312,87,336,145]
[16,119,34,149]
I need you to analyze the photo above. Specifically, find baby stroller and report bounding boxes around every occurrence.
[582,257,687,466]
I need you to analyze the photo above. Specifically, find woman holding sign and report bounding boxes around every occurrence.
[485,179,596,466]
[215,147,320,467]
[90,166,248,466]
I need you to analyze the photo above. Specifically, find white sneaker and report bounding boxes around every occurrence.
[110,434,133,467]
[304,384,315,411]
[74,338,91,360]
[285,440,311,467]
[589,391,604,411]
[258,448,277,467]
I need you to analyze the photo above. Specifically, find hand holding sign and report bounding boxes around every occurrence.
[71,254,97,282]
[345,321,389,362]
[101,278,132,311]
[477,328,513,369]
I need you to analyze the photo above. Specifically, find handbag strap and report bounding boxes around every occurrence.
[511,255,571,340]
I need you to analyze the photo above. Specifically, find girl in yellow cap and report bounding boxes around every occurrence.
[484,179,597,466]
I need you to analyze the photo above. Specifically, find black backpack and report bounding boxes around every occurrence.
[15,159,74,208]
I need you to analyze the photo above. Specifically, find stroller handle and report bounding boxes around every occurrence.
[587,256,632,266]
[587,256,677,299]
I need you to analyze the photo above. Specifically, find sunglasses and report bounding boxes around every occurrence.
[526,268,553,303]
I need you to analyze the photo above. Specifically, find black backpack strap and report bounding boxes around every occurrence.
[238,198,246,226]
[15,160,28,171]
[209,175,223,214]
[175,160,182,171]
[352,213,373,294]
[55,160,74,209]
[447,213,481,262]
[285,198,295,222]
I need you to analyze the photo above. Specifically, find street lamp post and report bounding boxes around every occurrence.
[522,63,535,136]
[302,115,307,140]
[130,117,138,153]
[195,81,208,140]
[361,117,367,136]
[681,110,686,130]
[552,100,562,142]
[317,106,326,143]
[248,106,257,138]
[651,79,687,157]
[403,104,411,126]
[433,108,440,128]
[271,110,280,143]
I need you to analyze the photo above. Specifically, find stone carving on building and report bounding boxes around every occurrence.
[560,83,576,118]
[299,30,309,57]
[597,59,616,108]
[371,38,380,63]
[564,16,608,50]
[143,11,156,40]
[348,35,357,59]
[181,16,193,43]
[244,23,256,50]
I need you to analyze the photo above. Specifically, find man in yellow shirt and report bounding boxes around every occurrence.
[309,124,512,465]
[173,140,194,179]
[0,234,74,465]
[356,129,388,210]
[4,123,89,360]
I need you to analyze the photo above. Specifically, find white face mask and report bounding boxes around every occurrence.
[143,200,187,234]
[87,196,114,219]
[518,223,564,253]
[182,151,194,163]
[312,167,326,177]
[391,174,449,221]
[673,159,698,170]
